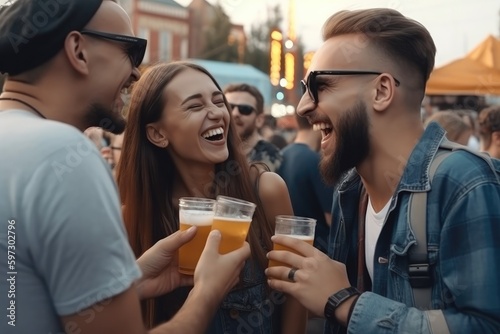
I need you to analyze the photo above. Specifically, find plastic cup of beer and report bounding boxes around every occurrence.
[211,195,256,254]
[178,197,215,275]
[268,215,316,268]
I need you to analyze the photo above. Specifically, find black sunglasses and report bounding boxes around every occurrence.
[229,103,255,116]
[80,29,147,68]
[300,70,401,104]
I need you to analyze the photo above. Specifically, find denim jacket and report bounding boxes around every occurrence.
[326,123,500,334]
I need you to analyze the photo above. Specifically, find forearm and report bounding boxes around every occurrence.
[149,285,219,334]
[346,292,500,334]
[281,294,308,334]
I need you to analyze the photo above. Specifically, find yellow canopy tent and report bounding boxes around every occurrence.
[426,35,500,96]
[467,35,500,70]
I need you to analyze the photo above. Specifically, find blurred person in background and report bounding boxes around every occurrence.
[224,83,283,172]
[84,128,123,174]
[424,111,472,145]
[260,113,278,140]
[101,132,124,170]
[269,133,289,150]
[478,105,500,159]
[420,95,435,122]
[456,109,480,150]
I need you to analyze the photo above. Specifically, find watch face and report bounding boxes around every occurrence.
[324,287,360,319]
[334,289,351,303]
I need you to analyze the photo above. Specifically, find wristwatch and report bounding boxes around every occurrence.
[324,287,360,321]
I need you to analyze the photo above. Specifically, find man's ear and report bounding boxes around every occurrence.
[372,74,396,114]
[255,113,265,128]
[146,123,169,148]
[64,32,90,75]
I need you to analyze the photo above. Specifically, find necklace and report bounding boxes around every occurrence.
[0,97,46,119]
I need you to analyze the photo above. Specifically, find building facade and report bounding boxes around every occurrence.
[121,0,190,64]
[120,0,246,65]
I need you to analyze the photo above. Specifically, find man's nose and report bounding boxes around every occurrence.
[296,93,315,117]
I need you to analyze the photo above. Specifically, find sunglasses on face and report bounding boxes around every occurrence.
[229,103,256,116]
[300,70,401,104]
[80,29,147,68]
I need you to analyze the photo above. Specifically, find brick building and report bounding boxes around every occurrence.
[121,0,190,64]
[120,0,246,65]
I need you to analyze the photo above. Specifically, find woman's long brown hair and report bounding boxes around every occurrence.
[116,62,274,327]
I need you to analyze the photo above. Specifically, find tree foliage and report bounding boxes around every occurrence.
[244,4,283,74]
[197,1,305,95]
[199,3,239,63]
[244,3,306,105]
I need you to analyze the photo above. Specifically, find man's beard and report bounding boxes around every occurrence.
[320,101,370,186]
[239,121,257,142]
[86,103,126,134]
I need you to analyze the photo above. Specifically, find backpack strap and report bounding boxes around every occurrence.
[408,138,463,297]
[409,148,452,333]
[409,141,458,334]
[408,148,452,307]
[408,138,500,333]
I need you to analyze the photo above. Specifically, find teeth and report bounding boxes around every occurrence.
[202,127,224,139]
[121,86,131,95]
[120,87,131,103]
[313,122,332,131]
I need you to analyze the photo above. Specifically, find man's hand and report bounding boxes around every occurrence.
[136,227,197,300]
[265,235,352,318]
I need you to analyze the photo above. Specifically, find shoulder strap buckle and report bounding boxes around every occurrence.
[408,263,432,288]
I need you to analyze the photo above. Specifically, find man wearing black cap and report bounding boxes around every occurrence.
[0,1,250,333]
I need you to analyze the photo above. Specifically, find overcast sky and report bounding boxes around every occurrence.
[177,0,500,67]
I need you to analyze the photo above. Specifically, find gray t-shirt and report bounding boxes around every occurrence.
[0,110,141,333]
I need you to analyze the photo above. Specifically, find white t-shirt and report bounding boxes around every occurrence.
[0,110,141,333]
[365,197,391,282]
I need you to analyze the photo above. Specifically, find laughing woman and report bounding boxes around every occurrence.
[116,62,307,334]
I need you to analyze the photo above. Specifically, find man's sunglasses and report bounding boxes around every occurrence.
[301,70,401,104]
[80,29,147,68]
[229,103,255,116]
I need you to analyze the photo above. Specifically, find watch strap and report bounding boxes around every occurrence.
[324,287,361,320]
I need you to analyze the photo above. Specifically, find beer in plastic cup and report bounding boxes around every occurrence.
[211,195,256,254]
[268,215,316,268]
[178,197,215,275]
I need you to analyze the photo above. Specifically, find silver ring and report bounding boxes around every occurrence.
[287,268,298,282]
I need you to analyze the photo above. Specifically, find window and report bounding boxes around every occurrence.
[181,38,188,60]
[159,31,172,61]
[138,27,150,64]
